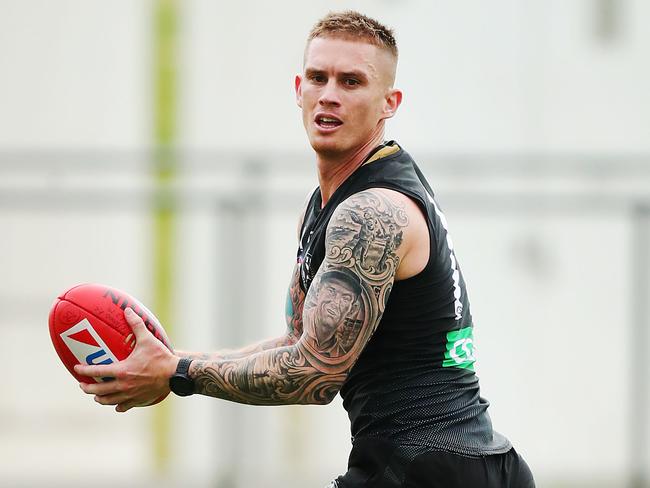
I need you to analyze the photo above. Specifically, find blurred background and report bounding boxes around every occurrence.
[1,0,649,486]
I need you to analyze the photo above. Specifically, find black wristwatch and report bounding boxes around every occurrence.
[169,357,195,397]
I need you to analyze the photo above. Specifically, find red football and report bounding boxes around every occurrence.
[49,283,173,405]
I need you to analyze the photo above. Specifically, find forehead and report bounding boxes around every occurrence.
[325,277,359,295]
[304,36,386,77]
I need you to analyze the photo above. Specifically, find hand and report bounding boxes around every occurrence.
[74,307,178,413]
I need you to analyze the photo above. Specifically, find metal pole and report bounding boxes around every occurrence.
[629,203,650,488]
[213,160,270,487]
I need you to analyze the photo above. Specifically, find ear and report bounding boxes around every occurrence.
[295,74,303,108]
[381,88,402,120]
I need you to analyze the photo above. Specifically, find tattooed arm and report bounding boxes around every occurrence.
[188,189,411,405]
[74,189,424,411]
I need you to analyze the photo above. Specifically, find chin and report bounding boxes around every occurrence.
[309,136,347,157]
[317,313,339,330]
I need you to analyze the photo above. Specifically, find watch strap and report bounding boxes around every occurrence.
[169,357,195,397]
[175,357,193,376]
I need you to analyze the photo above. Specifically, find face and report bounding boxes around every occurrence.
[295,36,401,158]
[316,278,359,333]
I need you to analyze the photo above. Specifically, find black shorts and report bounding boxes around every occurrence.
[329,438,535,488]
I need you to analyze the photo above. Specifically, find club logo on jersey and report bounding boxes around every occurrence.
[299,229,317,289]
[60,318,118,382]
[442,326,475,370]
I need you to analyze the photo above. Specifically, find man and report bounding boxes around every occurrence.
[348,208,381,267]
[304,269,363,358]
[76,11,535,487]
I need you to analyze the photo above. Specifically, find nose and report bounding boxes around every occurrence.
[319,79,341,107]
[324,296,341,312]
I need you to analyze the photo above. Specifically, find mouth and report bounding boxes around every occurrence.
[314,113,343,131]
[325,305,338,318]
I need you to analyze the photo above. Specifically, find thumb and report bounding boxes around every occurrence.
[124,307,149,341]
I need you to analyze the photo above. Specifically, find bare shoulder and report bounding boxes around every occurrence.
[330,188,429,280]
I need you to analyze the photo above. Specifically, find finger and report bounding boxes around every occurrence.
[93,391,132,406]
[79,381,122,396]
[115,402,135,413]
[75,363,120,379]
[124,307,149,341]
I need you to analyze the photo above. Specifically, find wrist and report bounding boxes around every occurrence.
[167,355,181,378]
[169,357,195,397]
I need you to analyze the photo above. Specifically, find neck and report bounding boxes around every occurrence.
[316,128,385,207]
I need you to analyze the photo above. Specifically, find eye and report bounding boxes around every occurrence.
[310,73,327,83]
[343,78,360,87]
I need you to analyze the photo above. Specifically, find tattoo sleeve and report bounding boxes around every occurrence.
[177,336,290,362]
[190,190,408,405]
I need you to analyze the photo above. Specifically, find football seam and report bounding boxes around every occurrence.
[60,283,91,300]
[58,297,131,337]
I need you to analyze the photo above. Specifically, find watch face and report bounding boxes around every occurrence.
[170,375,194,396]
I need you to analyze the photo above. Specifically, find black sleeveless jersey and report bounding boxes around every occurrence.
[297,141,511,456]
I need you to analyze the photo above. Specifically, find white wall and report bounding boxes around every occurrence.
[179,0,650,153]
[1,1,649,486]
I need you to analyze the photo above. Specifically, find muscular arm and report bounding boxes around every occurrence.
[189,189,409,405]
[177,338,288,362]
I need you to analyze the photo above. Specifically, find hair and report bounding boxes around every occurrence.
[320,269,363,299]
[307,10,398,59]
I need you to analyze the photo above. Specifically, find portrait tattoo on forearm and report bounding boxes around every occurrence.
[191,190,408,405]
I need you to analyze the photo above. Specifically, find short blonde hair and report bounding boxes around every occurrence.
[307,10,398,59]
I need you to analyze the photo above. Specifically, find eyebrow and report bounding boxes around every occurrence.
[304,68,324,78]
[304,68,369,82]
[341,71,368,82]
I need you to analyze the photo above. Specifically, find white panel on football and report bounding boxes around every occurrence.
[59,318,120,372]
